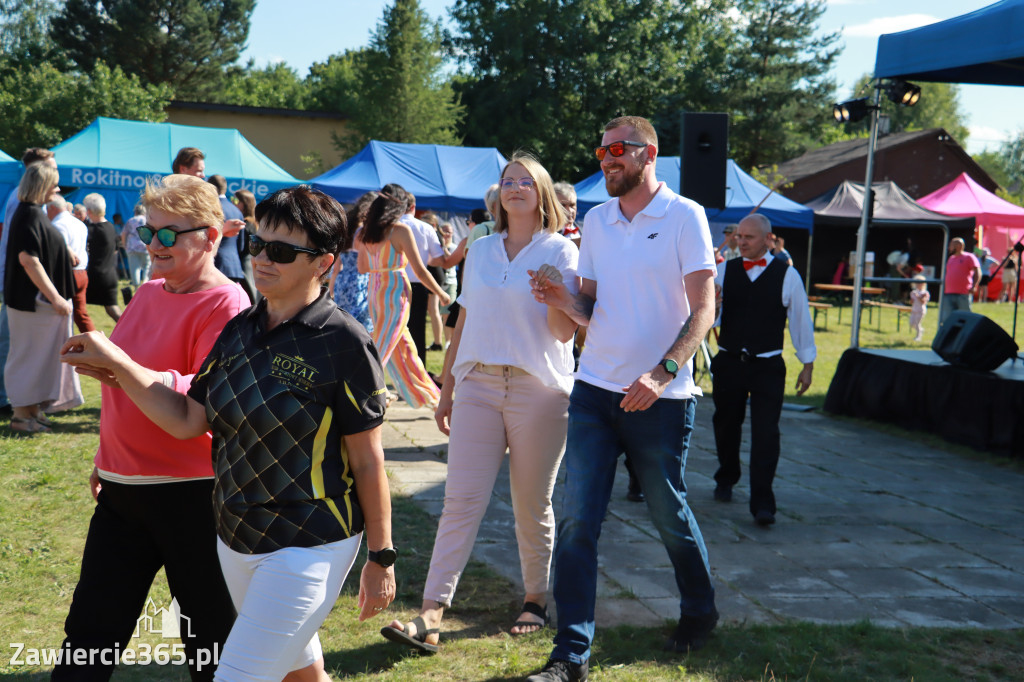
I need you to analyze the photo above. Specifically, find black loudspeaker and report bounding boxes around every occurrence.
[932,311,1018,371]
[680,112,728,209]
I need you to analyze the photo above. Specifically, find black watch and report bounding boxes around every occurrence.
[659,358,679,378]
[367,547,398,568]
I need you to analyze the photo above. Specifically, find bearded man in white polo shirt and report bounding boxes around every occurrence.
[527,115,718,682]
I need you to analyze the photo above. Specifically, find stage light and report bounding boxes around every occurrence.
[833,98,871,123]
[885,79,922,107]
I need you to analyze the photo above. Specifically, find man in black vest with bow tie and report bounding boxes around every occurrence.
[711,213,816,527]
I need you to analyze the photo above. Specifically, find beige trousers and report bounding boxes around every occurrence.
[424,368,569,605]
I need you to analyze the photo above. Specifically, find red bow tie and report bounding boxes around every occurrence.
[743,258,767,271]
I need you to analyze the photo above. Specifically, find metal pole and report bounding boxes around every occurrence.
[850,85,883,348]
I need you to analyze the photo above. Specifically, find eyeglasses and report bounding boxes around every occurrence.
[248,234,322,264]
[137,224,210,247]
[594,140,648,161]
[499,177,536,191]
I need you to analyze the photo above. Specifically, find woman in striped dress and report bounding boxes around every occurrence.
[357,187,451,408]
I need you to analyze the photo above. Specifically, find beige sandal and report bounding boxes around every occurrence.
[11,417,51,434]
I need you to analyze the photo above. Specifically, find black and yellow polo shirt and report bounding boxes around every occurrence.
[189,288,388,555]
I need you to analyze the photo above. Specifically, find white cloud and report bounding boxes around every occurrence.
[845,14,938,38]
[969,125,1012,147]
[828,0,872,5]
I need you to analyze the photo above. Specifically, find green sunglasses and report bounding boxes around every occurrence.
[137,224,210,247]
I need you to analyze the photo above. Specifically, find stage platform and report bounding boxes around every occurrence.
[824,348,1024,459]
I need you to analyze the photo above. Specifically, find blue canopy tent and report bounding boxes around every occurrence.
[311,140,507,213]
[0,149,21,213]
[51,117,300,220]
[874,0,1024,85]
[575,158,813,230]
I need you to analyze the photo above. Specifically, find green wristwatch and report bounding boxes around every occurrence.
[659,358,679,378]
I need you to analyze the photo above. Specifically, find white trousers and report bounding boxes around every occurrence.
[213,534,362,681]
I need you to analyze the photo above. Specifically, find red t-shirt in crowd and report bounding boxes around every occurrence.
[944,253,980,295]
[95,279,249,480]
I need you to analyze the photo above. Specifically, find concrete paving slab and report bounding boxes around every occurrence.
[379,402,1024,631]
[889,598,1021,628]
[916,567,1024,597]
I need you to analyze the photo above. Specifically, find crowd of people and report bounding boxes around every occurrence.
[18,111,1021,682]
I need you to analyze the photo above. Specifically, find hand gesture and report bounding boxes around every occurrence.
[51,297,73,317]
[357,560,396,622]
[61,330,127,375]
[529,264,571,309]
[434,391,453,435]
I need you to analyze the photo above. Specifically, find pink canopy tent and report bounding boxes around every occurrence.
[918,172,1024,258]
[918,172,1023,301]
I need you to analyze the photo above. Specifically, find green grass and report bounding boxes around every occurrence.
[1,302,1022,680]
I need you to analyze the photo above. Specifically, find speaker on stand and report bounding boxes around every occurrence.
[932,311,1019,371]
[680,112,728,210]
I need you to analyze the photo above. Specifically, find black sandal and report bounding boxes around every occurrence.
[380,616,439,654]
[511,601,549,636]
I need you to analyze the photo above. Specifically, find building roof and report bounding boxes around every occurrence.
[776,128,997,192]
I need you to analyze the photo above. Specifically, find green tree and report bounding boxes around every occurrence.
[217,60,311,109]
[337,0,463,155]
[0,0,61,67]
[725,0,841,170]
[450,0,735,181]
[842,75,970,143]
[306,49,368,117]
[49,0,255,99]
[0,60,170,152]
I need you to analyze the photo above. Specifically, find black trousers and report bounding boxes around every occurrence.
[52,479,235,681]
[711,352,786,516]
[408,281,429,366]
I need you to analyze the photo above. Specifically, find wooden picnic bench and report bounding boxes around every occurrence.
[808,301,834,330]
[862,300,914,332]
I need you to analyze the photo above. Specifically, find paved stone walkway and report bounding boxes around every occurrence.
[381,401,1024,630]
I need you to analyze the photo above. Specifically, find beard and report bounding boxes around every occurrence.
[604,158,646,198]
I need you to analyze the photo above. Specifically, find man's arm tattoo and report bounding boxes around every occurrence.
[675,315,693,342]
[571,293,595,323]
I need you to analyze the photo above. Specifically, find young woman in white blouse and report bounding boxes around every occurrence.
[381,152,579,654]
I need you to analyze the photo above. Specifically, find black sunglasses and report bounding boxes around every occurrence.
[594,140,648,161]
[248,234,322,264]
[137,224,210,247]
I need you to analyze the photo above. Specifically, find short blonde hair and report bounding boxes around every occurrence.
[143,174,225,231]
[495,152,564,235]
[17,163,59,205]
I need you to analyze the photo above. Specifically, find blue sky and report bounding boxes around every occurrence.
[242,0,1023,155]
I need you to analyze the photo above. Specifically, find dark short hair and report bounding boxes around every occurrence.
[470,208,491,224]
[255,185,348,255]
[172,147,204,173]
[208,174,227,194]
[22,147,54,166]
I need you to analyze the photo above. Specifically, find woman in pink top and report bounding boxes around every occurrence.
[52,175,249,681]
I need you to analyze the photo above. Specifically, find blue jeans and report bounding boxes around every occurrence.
[0,299,9,407]
[550,381,715,664]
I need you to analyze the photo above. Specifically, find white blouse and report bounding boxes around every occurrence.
[453,230,579,394]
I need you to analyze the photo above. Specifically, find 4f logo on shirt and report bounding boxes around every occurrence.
[647,232,659,239]
[271,353,319,391]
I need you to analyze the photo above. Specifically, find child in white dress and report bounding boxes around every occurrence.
[909,275,930,342]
